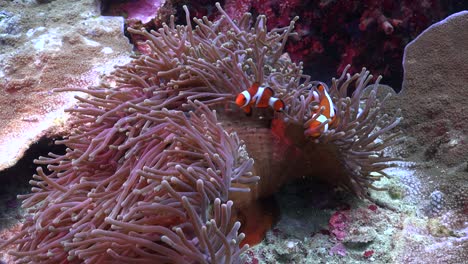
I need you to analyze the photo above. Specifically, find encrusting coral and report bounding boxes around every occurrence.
[0,3,401,263]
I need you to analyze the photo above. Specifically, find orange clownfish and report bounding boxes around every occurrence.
[305,83,336,138]
[235,82,285,115]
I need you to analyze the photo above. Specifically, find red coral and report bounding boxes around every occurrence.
[363,250,375,258]
[368,204,378,212]
[224,0,252,22]
[127,0,460,88]
[245,251,259,264]
[229,0,456,89]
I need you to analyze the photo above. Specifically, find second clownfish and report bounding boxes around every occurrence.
[305,83,337,138]
[235,82,285,115]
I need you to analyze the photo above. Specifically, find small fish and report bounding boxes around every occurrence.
[305,83,336,137]
[235,82,285,115]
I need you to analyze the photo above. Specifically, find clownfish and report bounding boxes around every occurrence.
[305,83,336,138]
[235,82,285,115]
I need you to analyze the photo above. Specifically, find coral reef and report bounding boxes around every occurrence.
[242,186,407,263]
[0,2,403,263]
[393,11,468,168]
[0,0,133,171]
[246,0,464,88]
[101,0,167,24]
[386,10,468,222]
[174,0,466,88]
[384,10,468,263]
[244,10,468,264]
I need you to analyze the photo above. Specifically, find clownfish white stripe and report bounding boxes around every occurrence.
[315,114,329,132]
[323,91,335,117]
[312,91,320,102]
[268,97,279,108]
[306,83,336,138]
[315,114,328,123]
[357,107,363,118]
[240,90,250,107]
[253,87,266,106]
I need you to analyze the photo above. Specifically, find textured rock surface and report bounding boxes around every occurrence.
[395,11,468,168]
[390,11,468,264]
[0,0,132,170]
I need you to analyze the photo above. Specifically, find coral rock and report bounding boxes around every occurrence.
[397,11,468,168]
[0,0,132,171]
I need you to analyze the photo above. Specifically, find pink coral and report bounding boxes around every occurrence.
[329,210,349,241]
[329,242,347,256]
[363,249,375,258]
[103,0,166,24]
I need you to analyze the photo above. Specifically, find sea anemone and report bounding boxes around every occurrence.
[0,2,401,263]
[278,65,402,201]
[4,101,256,263]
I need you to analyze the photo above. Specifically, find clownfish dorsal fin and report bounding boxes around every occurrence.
[258,87,274,103]
[264,86,275,96]
[248,82,260,96]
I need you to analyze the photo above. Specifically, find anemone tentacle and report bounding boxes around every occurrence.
[0,3,401,263]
